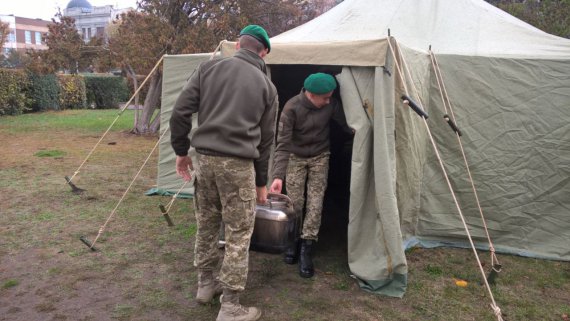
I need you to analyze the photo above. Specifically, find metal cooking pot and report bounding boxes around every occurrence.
[250,193,299,254]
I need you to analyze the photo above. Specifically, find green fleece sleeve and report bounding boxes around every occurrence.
[272,102,295,180]
[170,69,200,156]
[254,94,278,187]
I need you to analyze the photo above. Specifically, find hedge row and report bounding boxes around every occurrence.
[58,74,87,110]
[84,75,130,109]
[0,69,131,116]
[28,73,61,112]
[0,69,30,116]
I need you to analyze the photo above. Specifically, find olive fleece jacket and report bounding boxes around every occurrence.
[170,49,278,187]
[272,90,352,180]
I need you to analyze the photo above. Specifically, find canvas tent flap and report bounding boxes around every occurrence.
[158,54,212,195]
[338,66,408,297]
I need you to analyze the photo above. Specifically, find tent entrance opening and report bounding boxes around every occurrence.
[270,64,352,248]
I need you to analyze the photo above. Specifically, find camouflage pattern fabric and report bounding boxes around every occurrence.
[193,154,256,291]
[286,152,330,241]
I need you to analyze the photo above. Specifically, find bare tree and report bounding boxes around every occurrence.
[487,0,570,38]
[0,21,9,46]
[107,0,341,134]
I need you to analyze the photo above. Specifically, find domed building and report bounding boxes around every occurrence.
[66,0,93,11]
[63,0,132,42]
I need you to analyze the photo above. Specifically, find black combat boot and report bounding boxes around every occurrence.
[299,239,315,278]
[284,239,299,265]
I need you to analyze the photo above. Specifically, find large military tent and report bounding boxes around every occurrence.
[156,0,570,298]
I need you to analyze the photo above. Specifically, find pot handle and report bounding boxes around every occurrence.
[267,192,292,204]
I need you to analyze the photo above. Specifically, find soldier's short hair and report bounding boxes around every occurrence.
[239,35,265,54]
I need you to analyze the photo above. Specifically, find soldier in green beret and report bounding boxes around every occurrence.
[270,73,354,278]
[170,24,275,321]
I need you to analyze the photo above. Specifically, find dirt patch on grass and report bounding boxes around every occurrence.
[1,248,129,321]
[0,122,568,321]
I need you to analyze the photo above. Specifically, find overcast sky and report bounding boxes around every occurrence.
[1,0,138,21]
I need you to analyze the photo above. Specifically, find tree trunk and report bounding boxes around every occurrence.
[126,64,140,130]
[134,70,162,134]
[149,111,161,133]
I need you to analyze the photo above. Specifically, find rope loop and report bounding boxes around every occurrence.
[491,303,504,321]
[492,264,502,273]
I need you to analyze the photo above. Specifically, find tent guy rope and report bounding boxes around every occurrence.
[65,55,165,191]
[164,179,191,213]
[81,126,169,251]
[158,177,193,227]
[387,35,504,321]
[428,48,502,282]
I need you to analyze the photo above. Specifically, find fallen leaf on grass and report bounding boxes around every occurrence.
[453,278,468,287]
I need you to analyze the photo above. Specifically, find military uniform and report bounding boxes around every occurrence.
[193,155,257,290]
[286,151,330,240]
[170,48,277,292]
[273,90,351,241]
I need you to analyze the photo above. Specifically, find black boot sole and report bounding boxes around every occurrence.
[299,270,314,278]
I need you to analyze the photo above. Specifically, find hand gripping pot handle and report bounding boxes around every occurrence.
[251,193,297,253]
[266,192,293,210]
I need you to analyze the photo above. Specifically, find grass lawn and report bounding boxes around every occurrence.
[0,110,568,321]
[0,109,137,133]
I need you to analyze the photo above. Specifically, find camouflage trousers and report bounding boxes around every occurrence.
[286,151,330,241]
[193,154,257,292]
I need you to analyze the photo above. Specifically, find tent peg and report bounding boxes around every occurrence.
[65,176,86,194]
[79,236,98,251]
[486,264,502,285]
[159,204,175,227]
[443,115,462,136]
[401,95,429,119]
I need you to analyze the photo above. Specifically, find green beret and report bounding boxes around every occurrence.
[304,73,337,94]
[239,25,271,53]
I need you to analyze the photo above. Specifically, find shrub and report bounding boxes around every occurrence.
[28,73,60,112]
[58,74,87,109]
[0,68,30,116]
[84,75,129,109]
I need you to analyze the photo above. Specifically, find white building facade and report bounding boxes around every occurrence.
[63,0,132,42]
